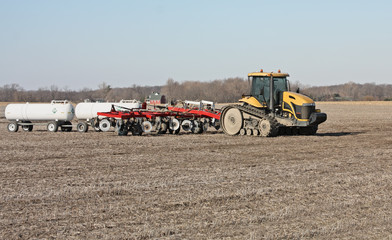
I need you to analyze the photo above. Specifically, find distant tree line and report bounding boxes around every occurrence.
[161,78,249,103]
[1,80,391,103]
[302,82,392,101]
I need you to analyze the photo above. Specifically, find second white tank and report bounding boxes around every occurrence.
[75,99,141,120]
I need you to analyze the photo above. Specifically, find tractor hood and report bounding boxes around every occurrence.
[283,91,314,106]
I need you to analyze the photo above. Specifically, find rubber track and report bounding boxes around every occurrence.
[222,104,267,120]
[221,104,279,137]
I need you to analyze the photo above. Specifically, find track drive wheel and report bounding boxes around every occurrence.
[220,106,243,135]
[258,117,279,137]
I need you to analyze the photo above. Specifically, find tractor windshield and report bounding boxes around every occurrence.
[251,76,288,106]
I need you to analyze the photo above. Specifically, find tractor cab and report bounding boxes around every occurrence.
[249,72,289,109]
[240,70,290,110]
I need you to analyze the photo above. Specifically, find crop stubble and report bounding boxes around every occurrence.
[0,102,392,239]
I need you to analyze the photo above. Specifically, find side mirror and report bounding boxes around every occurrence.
[296,88,300,93]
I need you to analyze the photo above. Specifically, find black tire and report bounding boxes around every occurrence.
[118,128,128,136]
[115,121,128,136]
[61,121,72,132]
[76,122,88,133]
[118,126,128,136]
[47,121,58,132]
[22,121,33,132]
[65,121,72,132]
[7,122,19,132]
[131,123,143,136]
[117,129,128,136]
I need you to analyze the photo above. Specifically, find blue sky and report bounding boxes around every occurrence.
[0,0,391,90]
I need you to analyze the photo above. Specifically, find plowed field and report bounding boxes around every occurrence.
[1,102,392,239]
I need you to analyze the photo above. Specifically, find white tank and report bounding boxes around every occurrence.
[75,99,141,120]
[5,100,75,121]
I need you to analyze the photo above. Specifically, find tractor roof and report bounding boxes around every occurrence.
[248,72,289,77]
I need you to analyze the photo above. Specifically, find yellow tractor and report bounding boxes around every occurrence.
[220,69,327,137]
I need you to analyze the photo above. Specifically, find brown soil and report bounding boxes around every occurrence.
[1,102,392,239]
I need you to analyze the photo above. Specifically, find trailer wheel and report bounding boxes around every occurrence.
[77,122,88,133]
[99,119,111,132]
[61,121,72,132]
[66,121,73,132]
[47,121,58,132]
[7,122,19,132]
[22,121,33,132]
